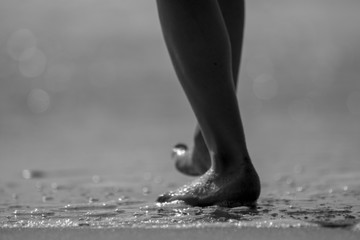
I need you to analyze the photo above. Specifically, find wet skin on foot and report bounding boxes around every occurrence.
[157,164,261,207]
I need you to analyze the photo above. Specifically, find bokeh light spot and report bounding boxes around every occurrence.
[347,91,360,116]
[252,74,278,100]
[7,29,37,61]
[44,64,73,92]
[27,89,51,113]
[19,48,47,78]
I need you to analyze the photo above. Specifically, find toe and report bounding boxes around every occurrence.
[156,192,173,203]
[172,143,203,176]
[171,143,188,159]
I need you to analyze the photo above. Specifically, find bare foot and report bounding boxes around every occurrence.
[173,130,211,176]
[157,162,260,207]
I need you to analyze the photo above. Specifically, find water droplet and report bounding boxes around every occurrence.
[118,196,129,201]
[31,208,39,214]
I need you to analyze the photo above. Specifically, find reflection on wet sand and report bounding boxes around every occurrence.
[1,168,360,229]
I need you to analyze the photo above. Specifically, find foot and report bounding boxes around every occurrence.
[172,130,211,176]
[157,163,260,207]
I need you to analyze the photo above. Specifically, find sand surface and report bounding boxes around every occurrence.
[1,227,360,240]
[1,0,360,239]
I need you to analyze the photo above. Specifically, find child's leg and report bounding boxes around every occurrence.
[173,0,246,176]
[156,0,260,206]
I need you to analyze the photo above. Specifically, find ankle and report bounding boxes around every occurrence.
[210,151,252,174]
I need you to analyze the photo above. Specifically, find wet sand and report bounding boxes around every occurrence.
[1,112,360,236]
[1,227,360,240]
[1,0,360,238]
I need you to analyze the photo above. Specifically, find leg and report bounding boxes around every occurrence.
[156,0,260,206]
[174,0,246,176]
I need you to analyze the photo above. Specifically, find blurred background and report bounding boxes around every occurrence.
[0,0,360,187]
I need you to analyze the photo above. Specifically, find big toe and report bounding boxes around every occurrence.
[171,143,188,159]
[156,192,173,203]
